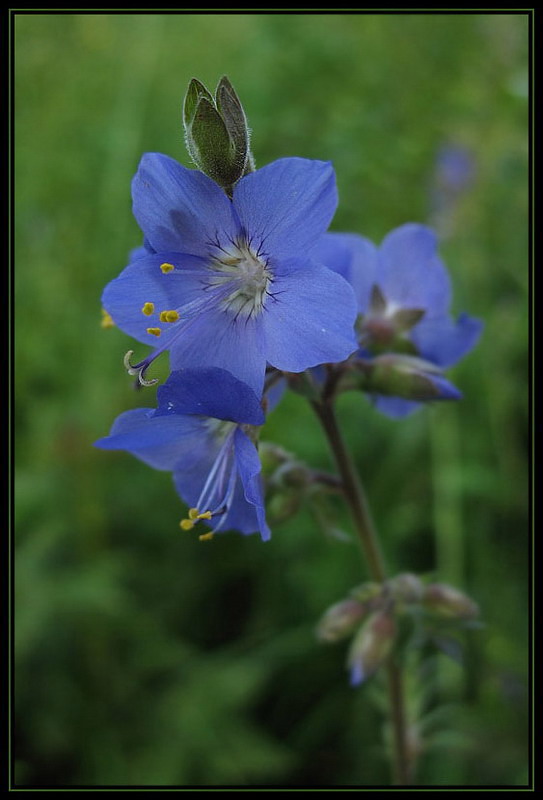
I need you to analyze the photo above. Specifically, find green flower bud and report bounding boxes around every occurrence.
[258,442,293,475]
[349,581,383,604]
[316,598,367,643]
[366,354,447,400]
[283,370,322,401]
[423,582,479,619]
[387,573,424,606]
[347,609,397,685]
[183,75,253,192]
[266,488,303,524]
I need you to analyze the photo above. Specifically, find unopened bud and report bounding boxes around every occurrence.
[366,354,461,402]
[316,599,367,643]
[258,442,292,474]
[423,582,479,619]
[387,573,424,606]
[347,610,396,686]
[283,370,322,401]
[349,582,383,605]
[183,76,252,192]
[266,488,303,524]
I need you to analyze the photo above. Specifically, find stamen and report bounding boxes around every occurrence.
[101,309,115,329]
[146,327,161,337]
[180,519,195,531]
[159,310,180,323]
[160,262,175,274]
[199,532,214,542]
[210,239,272,318]
[187,507,213,522]
[142,302,155,316]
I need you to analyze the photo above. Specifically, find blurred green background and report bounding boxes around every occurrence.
[15,13,529,787]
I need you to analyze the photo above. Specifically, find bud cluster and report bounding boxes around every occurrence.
[316,574,479,686]
[260,442,342,524]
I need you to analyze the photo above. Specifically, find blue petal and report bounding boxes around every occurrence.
[234,428,271,541]
[129,245,149,262]
[379,224,451,317]
[264,374,287,414]
[411,313,483,368]
[94,408,206,470]
[371,396,422,418]
[168,304,266,396]
[102,252,210,347]
[173,464,262,538]
[261,259,358,372]
[349,660,365,687]
[132,153,238,256]
[310,232,379,313]
[156,368,265,425]
[129,238,156,262]
[219,478,262,536]
[172,439,224,509]
[233,158,337,261]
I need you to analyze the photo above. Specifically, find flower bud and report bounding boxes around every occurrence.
[387,573,424,606]
[316,598,367,643]
[183,76,252,192]
[349,581,383,605]
[368,354,441,397]
[347,609,396,686]
[332,355,457,401]
[283,370,322,401]
[266,488,303,524]
[258,442,292,474]
[423,582,479,619]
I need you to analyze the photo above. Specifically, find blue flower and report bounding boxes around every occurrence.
[310,223,483,417]
[94,367,271,541]
[102,155,358,395]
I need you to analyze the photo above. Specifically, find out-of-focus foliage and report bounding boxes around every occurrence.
[15,13,529,787]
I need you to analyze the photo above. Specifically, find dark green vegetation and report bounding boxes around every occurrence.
[15,13,529,787]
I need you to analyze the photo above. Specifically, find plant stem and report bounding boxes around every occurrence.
[312,399,412,786]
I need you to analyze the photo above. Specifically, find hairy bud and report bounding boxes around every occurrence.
[423,582,479,619]
[316,598,367,643]
[347,609,397,686]
[183,75,253,192]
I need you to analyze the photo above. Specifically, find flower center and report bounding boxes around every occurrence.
[359,284,425,355]
[211,239,272,318]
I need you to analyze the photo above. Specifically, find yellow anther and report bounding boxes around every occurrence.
[146,327,161,337]
[159,310,180,323]
[160,262,175,274]
[100,309,115,329]
[197,511,212,520]
[180,519,195,531]
[199,532,214,542]
[142,302,155,316]
[188,508,200,520]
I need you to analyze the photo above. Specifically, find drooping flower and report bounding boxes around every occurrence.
[94,367,271,541]
[310,223,483,417]
[102,155,358,395]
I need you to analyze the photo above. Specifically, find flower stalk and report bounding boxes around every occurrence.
[311,398,414,785]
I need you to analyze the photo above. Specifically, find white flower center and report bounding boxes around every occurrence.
[211,240,272,318]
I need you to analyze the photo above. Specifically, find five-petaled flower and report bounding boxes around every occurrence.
[310,223,483,417]
[102,154,358,395]
[94,367,271,541]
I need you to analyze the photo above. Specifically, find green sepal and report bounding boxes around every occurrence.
[183,75,254,192]
[183,77,213,128]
